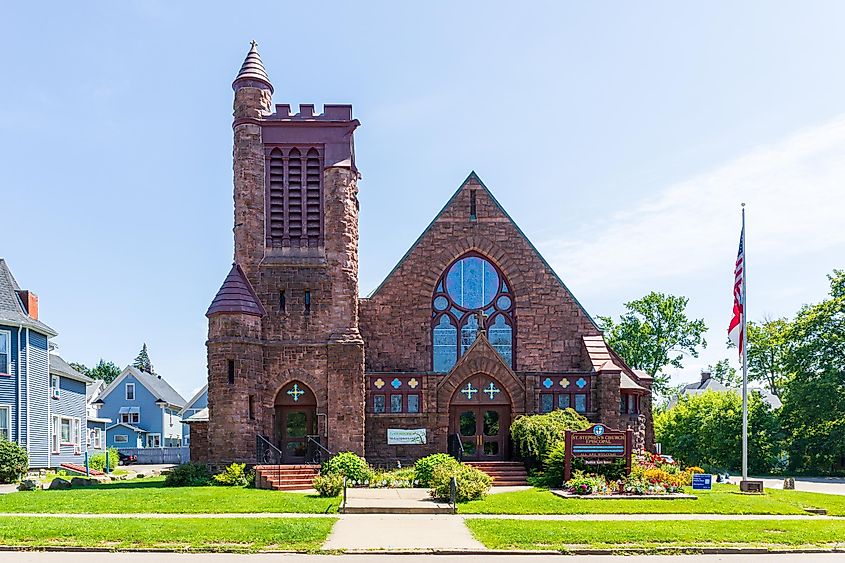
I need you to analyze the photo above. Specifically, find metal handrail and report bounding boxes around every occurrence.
[256,434,284,462]
[256,435,285,487]
[454,433,464,461]
[306,435,333,461]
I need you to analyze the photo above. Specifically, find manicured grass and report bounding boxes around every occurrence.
[466,518,845,551]
[460,484,845,515]
[0,478,339,514]
[0,517,335,552]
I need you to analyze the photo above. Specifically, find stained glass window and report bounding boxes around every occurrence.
[407,394,420,413]
[432,253,515,371]
[373,395,385,413]
[540,393,554,413]
[390,395,402,413]
[574,394,587,413]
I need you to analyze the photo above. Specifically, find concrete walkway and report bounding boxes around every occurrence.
[324,514,485,551]
[342,488,452,513]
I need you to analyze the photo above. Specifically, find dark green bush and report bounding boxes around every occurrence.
[510,408,591,465]
[0,441,28,483]
[414,453,459,487]
[321,452,371,483]
[429,463,492,502]
[164,462,211,487]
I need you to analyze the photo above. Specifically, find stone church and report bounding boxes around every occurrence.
[189,44,654,468]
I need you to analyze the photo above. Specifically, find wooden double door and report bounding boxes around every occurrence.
[275,406,316,463]
[451,405,510,461]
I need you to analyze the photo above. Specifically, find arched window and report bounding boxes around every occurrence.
[431,253,515,372]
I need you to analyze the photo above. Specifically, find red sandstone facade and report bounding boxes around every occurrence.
[192,44,654,467]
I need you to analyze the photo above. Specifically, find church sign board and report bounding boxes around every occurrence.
[387,428,426,445]
[564,424,633,481]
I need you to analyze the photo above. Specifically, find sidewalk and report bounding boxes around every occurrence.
[324,514,485,551]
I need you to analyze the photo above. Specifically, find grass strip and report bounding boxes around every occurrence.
[0,478,339,514]
[466,518,845,551]
[460,484,845,515]
[0,517,336,552]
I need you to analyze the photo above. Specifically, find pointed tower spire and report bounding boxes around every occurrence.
[232,40,273,93]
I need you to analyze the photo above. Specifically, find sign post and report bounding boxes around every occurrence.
[564,424,633,482]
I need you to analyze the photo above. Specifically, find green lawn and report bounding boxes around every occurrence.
[0,478,339,514]
[460,484,845,515]
[0,517,335,552]
[466,518,845,551]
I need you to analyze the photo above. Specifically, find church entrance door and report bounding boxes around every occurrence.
[451,405,509,461]
[274,382,317,464]
[448,374,511,461]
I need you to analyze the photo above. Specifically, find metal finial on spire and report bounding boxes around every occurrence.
[233,41,273,93]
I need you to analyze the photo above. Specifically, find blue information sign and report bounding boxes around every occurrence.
[692,473,712,490]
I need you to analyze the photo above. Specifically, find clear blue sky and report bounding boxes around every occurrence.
[3,1,844,399]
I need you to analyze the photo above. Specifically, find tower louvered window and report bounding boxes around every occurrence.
[266,146,323,248]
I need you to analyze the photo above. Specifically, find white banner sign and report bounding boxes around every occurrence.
[387,428,427,445]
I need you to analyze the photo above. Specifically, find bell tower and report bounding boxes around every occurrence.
[203,42,365,466]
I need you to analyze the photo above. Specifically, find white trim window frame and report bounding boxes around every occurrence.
[51,415,60,453]
[113,434,129,444]
[60,416,74,446]
[146,433,161,448]
[51,374,61,399]
[0,405,11,441]
[73,418,81,454]
[0,330,10,376]
[125,383,135,401]
[93,428,102,449]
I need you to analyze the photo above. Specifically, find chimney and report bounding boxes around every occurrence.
[700,369,712,384]
[16,290,39,320]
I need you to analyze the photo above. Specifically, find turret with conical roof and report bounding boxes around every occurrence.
[232,40,273,94]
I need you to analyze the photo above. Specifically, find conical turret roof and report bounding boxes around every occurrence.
[233,40,273,93]
[206,263,266,318]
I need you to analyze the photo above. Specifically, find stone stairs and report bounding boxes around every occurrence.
[254,465,319,491]
[466,461,529,486]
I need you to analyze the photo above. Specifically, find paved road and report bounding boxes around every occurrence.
[2,552,844,562]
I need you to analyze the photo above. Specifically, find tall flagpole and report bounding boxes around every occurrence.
[741,203,749,482]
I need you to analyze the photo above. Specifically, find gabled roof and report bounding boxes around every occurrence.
[97,366,187,408]
[183,407,209,423]
[50,354,94,384]
[106,422,147,434]
[87,379,105,402]
[179,384,208,416]
[366,172,599,329]
[0,258,57,336]
[206,263,266,318]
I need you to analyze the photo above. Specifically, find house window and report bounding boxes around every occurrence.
[227,360,235,385]
[373,394,385,413]
[248,395,256,420]
[146,434,161,448]
[431,253,515,371]
[74,419,81,452]
[114,435,129,444]
[120,407,140,425]
[0,406,10,441]
[61,418,72,444]
[51,374,60,399]
[304,289,311,314]
[125,383,135,401]
[540,392,589,414]
[51,416,60,452]
[620,393,640,414]
[0,330,10,375]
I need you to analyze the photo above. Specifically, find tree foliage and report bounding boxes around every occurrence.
[655,390,784,474]
[598,292,707,395]
[779,270,845,473]
[710,359,740,387]
[70,359,122,384]
[510,408,591,465]
[132,343,156,375]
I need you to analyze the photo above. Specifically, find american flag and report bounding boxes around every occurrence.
[728,225,745,356]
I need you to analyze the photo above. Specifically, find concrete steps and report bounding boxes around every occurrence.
[254,464,319,491]
[466,461,528,486]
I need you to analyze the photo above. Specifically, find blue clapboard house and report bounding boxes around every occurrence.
[0,259,91,468]
[179,384,207,447]
[93,366,186,448]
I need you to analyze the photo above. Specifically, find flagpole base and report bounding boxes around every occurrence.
[740,480,764,493]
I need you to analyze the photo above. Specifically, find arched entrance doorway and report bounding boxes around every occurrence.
[449,374,511,461]
[274,381,317,464]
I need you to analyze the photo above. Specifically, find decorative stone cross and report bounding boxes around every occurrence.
[287,383,304,402]
[474,309,487,339]
[461,382,478,400]
[484,382,501,400]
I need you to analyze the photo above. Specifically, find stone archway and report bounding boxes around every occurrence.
[273,381,317,464]
[448,374,512,461]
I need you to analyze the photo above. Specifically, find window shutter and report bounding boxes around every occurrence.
[268,148,285,244]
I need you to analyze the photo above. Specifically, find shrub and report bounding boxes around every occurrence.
[213,463,248,486]
[369,467,418,488]
[321,452,372,483]
[0,441,28,483]
[164,462,211,487]
[246,468,256,488]
[313,474,343,497]
[541,441,568,488]
[414,454,459,487]
[564,471,611,495]
[89,449,118,472]
[510,409,591,465]
[429,463,492,502]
